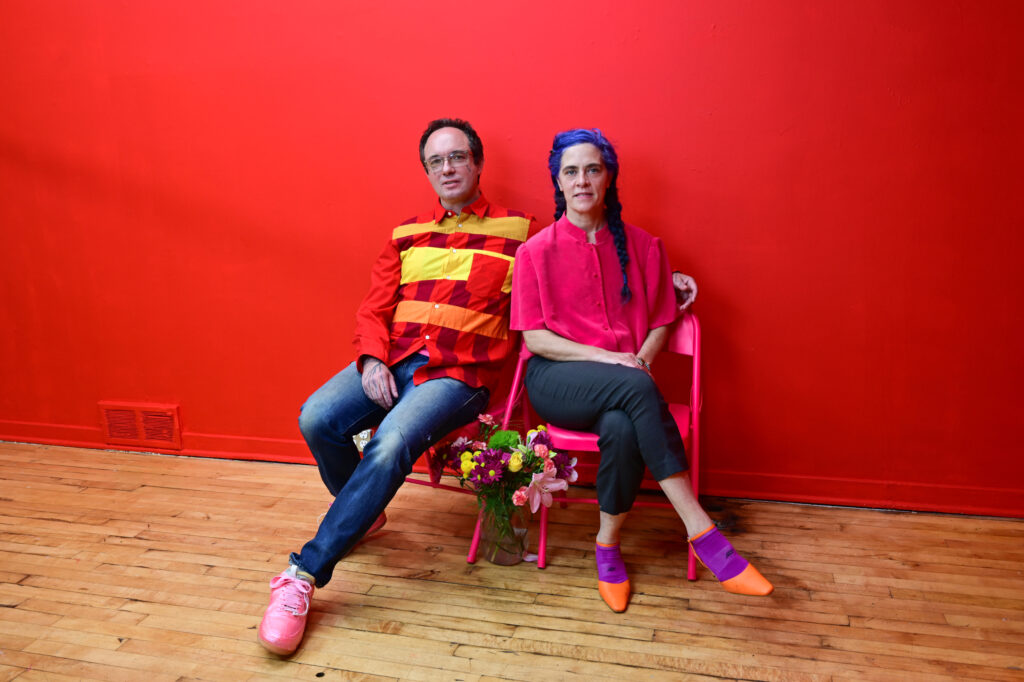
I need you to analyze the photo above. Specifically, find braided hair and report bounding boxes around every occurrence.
[548,128,631,301]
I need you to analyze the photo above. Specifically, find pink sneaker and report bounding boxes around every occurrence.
[258,565,314,655]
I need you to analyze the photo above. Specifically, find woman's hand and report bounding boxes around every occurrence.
[523,330,652,375]
[673,272,698,310]
[600,350,652,375]
[599,350,639,368]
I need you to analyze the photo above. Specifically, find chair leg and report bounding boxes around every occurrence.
[537,504,548,569]
[688,450,699,580]
[466,510,483,564]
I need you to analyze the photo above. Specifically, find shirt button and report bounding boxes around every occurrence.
[434,304,440,309]
[425,334,431,340]
[451,248,457,253]
[446,211,453,217]
[444,275,451,279]
[457,223,463,228]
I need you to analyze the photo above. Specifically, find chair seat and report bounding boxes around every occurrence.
[547,404,691,452]
[546,424,598,450]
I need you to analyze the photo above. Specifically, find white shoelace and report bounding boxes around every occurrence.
[270,575,312,616]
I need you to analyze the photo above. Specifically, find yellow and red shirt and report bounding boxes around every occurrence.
[353,194,537,388]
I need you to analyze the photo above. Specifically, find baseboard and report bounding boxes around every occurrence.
[0,418,313,465]
[702,469,1024,518]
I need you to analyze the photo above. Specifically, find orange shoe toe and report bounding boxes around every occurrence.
[720,564,773,596]
[598,579,631,612]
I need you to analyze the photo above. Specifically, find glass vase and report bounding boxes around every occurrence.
[481,507,529,566]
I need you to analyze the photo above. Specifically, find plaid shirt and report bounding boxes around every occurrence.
[354,194,537,388]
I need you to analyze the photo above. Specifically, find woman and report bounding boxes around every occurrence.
[511,128,772,612]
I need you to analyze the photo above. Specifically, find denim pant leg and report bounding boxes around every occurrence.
[291,357,489,587]
[298,362,386,496]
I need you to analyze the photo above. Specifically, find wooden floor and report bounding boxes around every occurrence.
[0,443,1021,681]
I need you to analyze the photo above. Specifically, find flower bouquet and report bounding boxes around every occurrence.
[444,414,578,564]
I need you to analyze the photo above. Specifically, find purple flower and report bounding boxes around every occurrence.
[465,448,507,486]
[528,429,553,449]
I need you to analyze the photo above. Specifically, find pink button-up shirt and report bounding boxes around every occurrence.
[511,215,677,354]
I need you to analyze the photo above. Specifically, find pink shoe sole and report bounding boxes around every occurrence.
[258,633,301,656]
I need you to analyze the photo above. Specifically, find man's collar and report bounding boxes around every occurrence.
[432,193,490,222]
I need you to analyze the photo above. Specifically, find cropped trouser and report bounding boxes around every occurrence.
[525,356,688,515]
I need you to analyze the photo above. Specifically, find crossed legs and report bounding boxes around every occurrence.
[526,357,772,611]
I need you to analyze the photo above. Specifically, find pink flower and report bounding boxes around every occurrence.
[478,413,496,426]
[533,444,549,459]
[523,469,569,513]
[543,458,556,475]
[512,486,529,506]
[472,440,488,451]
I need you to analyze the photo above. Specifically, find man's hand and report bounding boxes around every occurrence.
[673,272,698,311]
[361,356,399,409]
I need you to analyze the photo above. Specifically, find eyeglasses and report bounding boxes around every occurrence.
[425,150,472,173]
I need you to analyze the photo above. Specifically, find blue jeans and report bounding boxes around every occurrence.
[290,353,489,586]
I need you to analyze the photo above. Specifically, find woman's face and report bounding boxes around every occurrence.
[557,143,610,220]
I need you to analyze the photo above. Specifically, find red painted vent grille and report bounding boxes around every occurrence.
[99,402,182,450]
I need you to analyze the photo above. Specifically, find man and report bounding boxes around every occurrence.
[257,118,698,656]
[257,118,536,656]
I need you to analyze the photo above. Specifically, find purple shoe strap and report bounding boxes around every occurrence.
[690,526,748,582]
[595,543,628,584]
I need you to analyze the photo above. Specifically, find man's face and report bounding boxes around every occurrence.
[423,127,482,210]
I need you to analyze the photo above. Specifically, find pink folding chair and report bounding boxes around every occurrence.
[468,312,702,578]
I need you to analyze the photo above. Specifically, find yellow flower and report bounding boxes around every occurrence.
[460,451,473,462]
[508,452,523,472]
[460,460,475,476]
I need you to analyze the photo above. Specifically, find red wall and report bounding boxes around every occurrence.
[2,1,1022,516]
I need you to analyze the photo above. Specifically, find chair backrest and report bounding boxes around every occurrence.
[500,311,701,431]
[499,343,532,431]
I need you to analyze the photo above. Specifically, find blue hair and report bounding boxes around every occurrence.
[548,128,630,301]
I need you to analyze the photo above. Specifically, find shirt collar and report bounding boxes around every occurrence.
[557,213,611,244]
[432,192,491,222]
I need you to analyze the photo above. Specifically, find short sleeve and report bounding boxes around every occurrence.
[511,244,545,331]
